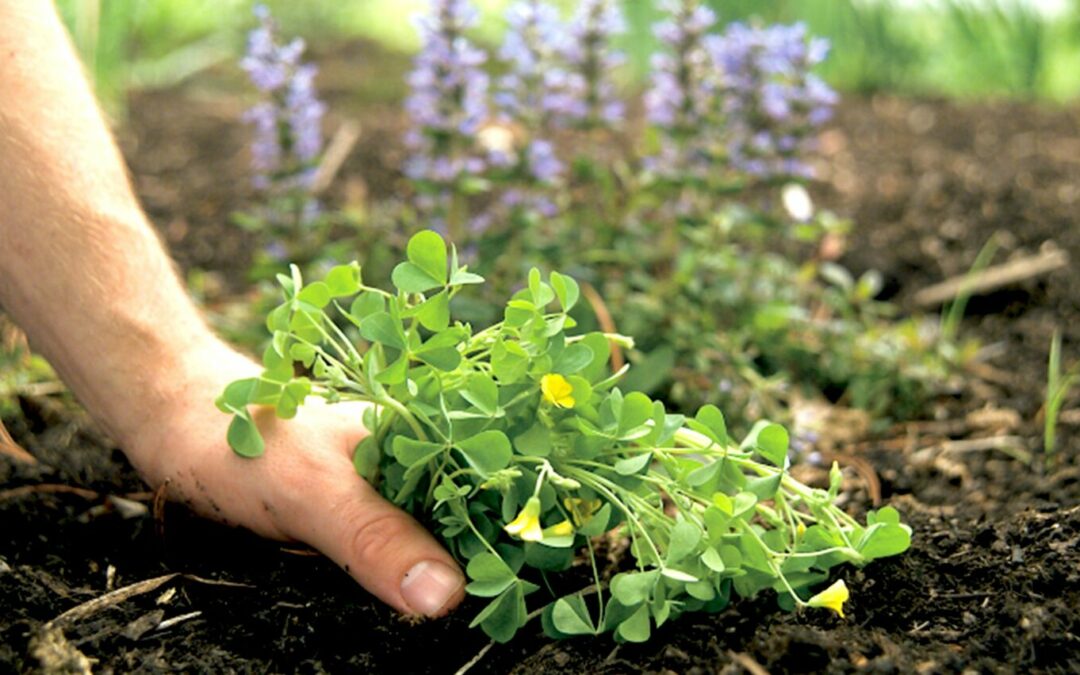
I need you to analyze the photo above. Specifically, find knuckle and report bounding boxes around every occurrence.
[345,507,414,566]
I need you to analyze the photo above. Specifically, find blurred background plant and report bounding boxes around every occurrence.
[57,0,1080,118]
[23,0,1063,440]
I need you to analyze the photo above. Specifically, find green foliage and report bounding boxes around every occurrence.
[1044,331,1079,468]
[221,231,912,642]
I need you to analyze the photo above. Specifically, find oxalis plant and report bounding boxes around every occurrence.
[217,231,911,643]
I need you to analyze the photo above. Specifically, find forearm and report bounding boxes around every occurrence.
[0,0,240,446]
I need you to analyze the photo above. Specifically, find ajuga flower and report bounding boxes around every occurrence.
[404,0,490,230]
[241,4,325,215]
[559,0,626,129]
[707,22,837,180]
[644,0,720,179]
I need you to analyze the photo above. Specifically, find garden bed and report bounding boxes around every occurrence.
[2,79,1079,673]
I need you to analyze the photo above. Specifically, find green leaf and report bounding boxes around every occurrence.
[528,267,555,306]
[578,503,612,537]
[449,268,485,286]
[514,424,551,457]
[416,347,461,371]
[289,342,316,368]
[619,392,654,436]
[552,595,596,635]
[492,340,529,383]
[415,290,450,332]
[549,271,580,312]
[391,262,443,294]
[732,491,758,518]
[407,230,448,285]
[297,281,331,308]
[456,431,512,477]
[275,378,310,419]
[742,421,789,467]
[614,452,651,476]
[374,354,408,385]
[746,473,782,501]
[324,263,361,296]
[579,333,612,382]
[465,552,516,598]
[610,570,658,606]
[553,344,594,375]
[350,292,385,321]
[352,436,380,482]
[701,546,726,573]
[461,374,499,416]
[392,437,444,467]
[686,461,721,487]
[858,523,912,560]
[694,405,729,444]
[667,519,701,564]
[360,312,405,349]
[615,604,651,643]
[470,585,523,643]
[216,378,257,412]
[227,412,264,458]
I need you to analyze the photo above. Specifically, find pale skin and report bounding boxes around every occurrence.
[0,0,465,618]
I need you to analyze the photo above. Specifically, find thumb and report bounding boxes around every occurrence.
[279,457,466,617]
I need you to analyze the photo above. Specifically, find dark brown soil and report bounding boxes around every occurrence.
[2,52,1080,673]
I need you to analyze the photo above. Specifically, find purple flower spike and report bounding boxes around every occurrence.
[404,0,490,192]
[560,0,626,129]
[644,0,720,179]
[241,5,325,221]
[707,22,838,181]
[496,0,569,127]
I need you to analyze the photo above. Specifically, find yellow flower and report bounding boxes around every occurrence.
[541,374,575,409]
[504,497,543,542]
[807,579,849,618]
[564,497,602,527]
[796,521,807,538]
[544,519,575,537]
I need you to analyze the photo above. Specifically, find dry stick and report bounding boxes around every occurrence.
[154,610,203,632]
[728,650,772,675]
[0,417,36,464]
[46,574,178,628]
[581,281,625,371]
[933,435,1031,464]
[0,484,100,502]
[311,119,362,195]
[913,247,1069,308]
[0,483,153,503]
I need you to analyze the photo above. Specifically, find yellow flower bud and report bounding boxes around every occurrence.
[541,374,575,409]
[504,496,544,542]
[807,579,849,618]
[544,519,575,537]
[564,497,602,526]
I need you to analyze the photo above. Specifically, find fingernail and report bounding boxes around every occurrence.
[401,560,464,617]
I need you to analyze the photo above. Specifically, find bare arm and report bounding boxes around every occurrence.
[0,0,464,618]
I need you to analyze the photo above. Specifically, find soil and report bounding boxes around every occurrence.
[2,46,1080,673]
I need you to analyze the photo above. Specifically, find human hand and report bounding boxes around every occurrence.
[121,343,465,618]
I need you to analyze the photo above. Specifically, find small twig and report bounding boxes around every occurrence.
[933,435,1032,464]
[728,650,771,675]
[280,546,320,557]
[913,247,1069,308]
[0,484,100,502]
[833,453,882,507]
[181,574,256,589]
[580,281,624,371]
[0,417,36,464]
[311,119,362,194]
[453,641,494,675]
[154,610,203,632]
[46,574,178,628]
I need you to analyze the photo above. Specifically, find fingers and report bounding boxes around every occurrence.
[275,454,466,618]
